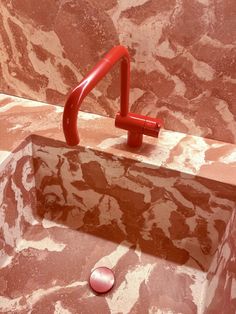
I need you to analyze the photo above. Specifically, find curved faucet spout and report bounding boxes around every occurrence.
[63,45,130,146]
[63,45,163,147]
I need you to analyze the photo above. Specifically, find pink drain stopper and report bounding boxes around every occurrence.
[89,267,115,294]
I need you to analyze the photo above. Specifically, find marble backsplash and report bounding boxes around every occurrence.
[0,0,236,144]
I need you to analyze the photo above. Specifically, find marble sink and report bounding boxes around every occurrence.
[1,134,236,314]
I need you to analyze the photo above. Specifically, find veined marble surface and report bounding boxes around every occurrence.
[0,93,236,313]
[0,93,236,186]
[0,0,235,143]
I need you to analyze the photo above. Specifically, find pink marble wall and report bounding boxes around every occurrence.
[0,1,236,144]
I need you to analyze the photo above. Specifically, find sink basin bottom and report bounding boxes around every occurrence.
[0,221,206,314]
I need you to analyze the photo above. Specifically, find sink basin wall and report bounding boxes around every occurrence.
[32,135,236,272]
[0,139,37,260]
[0,134,236,313]
[203,209,236,313]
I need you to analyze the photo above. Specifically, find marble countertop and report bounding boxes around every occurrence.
[0,93,236,186]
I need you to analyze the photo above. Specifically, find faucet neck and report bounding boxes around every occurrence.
[63,46,130,146]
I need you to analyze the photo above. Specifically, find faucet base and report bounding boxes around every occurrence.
[127,131,143,148]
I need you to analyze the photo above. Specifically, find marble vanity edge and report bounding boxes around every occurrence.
[0,93,236,187]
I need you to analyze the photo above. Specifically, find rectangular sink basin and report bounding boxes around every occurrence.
[0,135,236,314]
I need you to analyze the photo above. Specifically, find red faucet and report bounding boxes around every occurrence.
[63,45,163,148]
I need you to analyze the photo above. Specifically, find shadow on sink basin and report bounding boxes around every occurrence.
[1,134,236,314]
[32,135,235,268]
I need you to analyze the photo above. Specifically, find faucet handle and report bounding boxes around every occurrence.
[115,112,163,148]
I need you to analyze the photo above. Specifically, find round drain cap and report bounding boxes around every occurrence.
[89,267,115,294]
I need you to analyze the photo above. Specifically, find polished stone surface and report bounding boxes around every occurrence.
[0,94,236,313]
[0,0,236,143]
